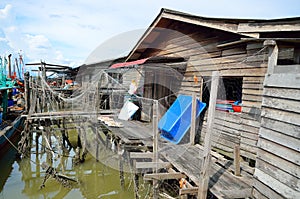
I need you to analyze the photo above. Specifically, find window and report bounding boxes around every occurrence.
[108,72,123,85]
[218,77,243,102]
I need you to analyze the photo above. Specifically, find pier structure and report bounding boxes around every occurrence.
[20,65,255,199]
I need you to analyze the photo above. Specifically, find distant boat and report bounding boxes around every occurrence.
[0,87,25,157]
[0,55,25,156]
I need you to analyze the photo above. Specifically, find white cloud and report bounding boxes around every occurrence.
[0,4,11,19]
[1,0,300,68]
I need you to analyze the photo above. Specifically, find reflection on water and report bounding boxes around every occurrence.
[0,132,149,199]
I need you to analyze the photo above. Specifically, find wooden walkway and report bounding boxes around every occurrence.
[100,117,253,198]
[160,144,253,198]
[99,116,153,148]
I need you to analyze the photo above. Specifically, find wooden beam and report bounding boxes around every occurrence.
[135,162,171,169]
[238,22,300,33]
[130,152,153,159]
[190,92,196,145]
[153,100,159,199]
[198,71,219,199]
[234,145,241,176]
[263,73,300,89]
[220,188,252,198]
[144,173,186,181]
[263,39,278,74]
[179,187,199,195]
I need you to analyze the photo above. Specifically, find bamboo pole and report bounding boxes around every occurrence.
[198,71,219,199]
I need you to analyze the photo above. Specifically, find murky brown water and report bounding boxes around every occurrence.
[0,132,150,199]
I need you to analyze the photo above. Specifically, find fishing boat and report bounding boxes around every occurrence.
[0,55,25,156]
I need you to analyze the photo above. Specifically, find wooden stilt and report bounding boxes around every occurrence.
[133,159,140,199]
[118,142,125,189]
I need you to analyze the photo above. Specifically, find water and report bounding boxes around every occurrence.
[0,132,150,199]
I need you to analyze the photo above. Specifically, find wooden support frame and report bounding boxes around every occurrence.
[263,39,278,74]
[144,173,186,181]
[190,93,197,145]
[130,152,153,159]
[135,162,171,170]
[198,71,219,199]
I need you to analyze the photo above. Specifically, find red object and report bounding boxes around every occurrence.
[65,80,73,84]
[110,58,149,69]
[232,105,242,112]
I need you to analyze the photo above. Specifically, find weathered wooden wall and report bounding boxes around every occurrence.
[253,69,300,199]
[151,25,268,161]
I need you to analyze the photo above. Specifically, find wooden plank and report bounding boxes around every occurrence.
[241,117,261,128]
[253,178,284,199]
[238,22,300,33]
[135,162,172,169]
[261,117,300,138]
[252,188,269,199]
[257,138,300,166]
[213,124,240,136]
[262,107,300,127]
[198,71,219,199]
[254,169,300,199]
[214,119,241,131]
[243,76,265,83]
[240,149,256,160]
[242,83,264,89]
[242,88,263,95]
[179,187,198,195]
[264,41,278,74]
[262,96,300,114]
[220,188,252,199]
[263,87,300,101]
[256,148,300,178]
[274,64,300,73]
[234,145,241,176]
[259,127,300,152]
[264,73,300,89]
[241,137,257,147]
[188,61,263,72]
[256,158,300,192]
[144,173,186,180]
[240,130,259,140]
[130,152,153,159]
[190,93,196,145]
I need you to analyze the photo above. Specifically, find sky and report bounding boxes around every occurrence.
[0,0,299,68]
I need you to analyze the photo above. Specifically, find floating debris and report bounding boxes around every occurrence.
[40,162,78,189]
[98,190,118,198]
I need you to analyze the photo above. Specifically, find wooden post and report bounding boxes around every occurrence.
[263,40,278,74]
[190,92,197,145]
[24,72,30,113]
[198,71,219,199]
[118,141,125,189]
[199,77,204,102]
[152,100,159,199]
[234,145,241,176]
[133,159,140,199]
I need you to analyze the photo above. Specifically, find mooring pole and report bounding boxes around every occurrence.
[24,71,30,113]
[198,71,219,199]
